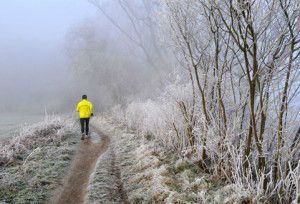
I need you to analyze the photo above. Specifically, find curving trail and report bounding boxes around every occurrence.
[49,126,110,204]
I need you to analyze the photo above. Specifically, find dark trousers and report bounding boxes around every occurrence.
[80,118,90,135]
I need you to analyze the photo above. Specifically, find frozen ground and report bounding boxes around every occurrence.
[50,126,110,204]
[0,115,254,203]
[0,115,79,203]
[88,117,252,204]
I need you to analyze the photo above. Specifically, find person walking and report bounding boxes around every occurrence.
[76,95,94,140]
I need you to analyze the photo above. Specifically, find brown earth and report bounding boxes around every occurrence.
[49,126,110,204]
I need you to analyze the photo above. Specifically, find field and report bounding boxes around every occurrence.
[0,115,79,203]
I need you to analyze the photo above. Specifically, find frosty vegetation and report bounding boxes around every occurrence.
[0,115,78,202]
[89,117,251,203]
[67,0,300,203]
[0,115,75,166]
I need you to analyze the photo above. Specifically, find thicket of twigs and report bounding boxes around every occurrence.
[111,0,300,203]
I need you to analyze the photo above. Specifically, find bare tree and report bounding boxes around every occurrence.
[88,0,169,74]
[164,0,300,201]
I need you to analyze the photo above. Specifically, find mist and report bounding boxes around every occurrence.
[65,0,173,111]
[0,0,173,114]
[0,0,99,114]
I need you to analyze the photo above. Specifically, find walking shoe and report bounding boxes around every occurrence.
[81,133,85,140]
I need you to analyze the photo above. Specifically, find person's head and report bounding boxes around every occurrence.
[82,95,87,100]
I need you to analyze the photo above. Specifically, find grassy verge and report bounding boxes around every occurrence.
[0,115,79,203]
[89,117,251,204]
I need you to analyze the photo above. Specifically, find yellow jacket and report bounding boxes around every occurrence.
[76,99,93,118]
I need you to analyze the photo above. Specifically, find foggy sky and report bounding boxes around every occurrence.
[0,0,98,113]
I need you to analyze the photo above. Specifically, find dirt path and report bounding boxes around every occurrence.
[49,126,110,204]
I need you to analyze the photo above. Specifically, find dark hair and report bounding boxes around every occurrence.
[82,95,87,99]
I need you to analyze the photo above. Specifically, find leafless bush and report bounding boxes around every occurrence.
[92,0,300,202]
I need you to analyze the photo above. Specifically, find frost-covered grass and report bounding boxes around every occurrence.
[0,115,79,203]
[87,144,129,203]
[88,116,252,203]
[0,115,76,166]
[87,117,133,203]
[109,79,300,203]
